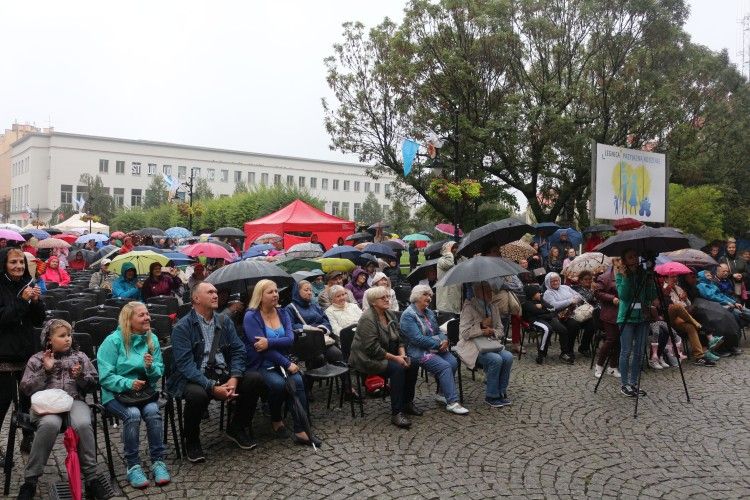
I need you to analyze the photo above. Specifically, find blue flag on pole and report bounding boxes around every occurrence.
[402,139,419,176]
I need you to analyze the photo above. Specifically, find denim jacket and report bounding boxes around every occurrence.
[399,304,446,360]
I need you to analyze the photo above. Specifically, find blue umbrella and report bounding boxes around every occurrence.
[161,251,195,267]
[75,233,109,244]
[22,228,50,240]
[322,245,363,260]
[243,244,275,258]
[165,226,193,239]
[362,243,396,259]
[549,228,583,248]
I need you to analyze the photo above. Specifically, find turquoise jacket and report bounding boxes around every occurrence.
[615,269,657,324]
[112,262,142,300]
[96,327,164,405]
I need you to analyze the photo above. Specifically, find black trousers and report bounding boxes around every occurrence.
[0,371,32,438]
[182,372,264,442]
[380,361,419,414]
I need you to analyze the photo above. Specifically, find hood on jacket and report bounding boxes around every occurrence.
[543,272,561,289]
[371,271,388,287]
[696,270,710,284]
[291,281,311,307]
[350,268,368,288]
[0,247,32,288]
[120,261,138,281]
[524,284,542,301]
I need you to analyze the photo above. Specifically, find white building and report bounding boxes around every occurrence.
[8,131,394,226]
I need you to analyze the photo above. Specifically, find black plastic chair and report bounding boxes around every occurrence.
[145,303,169,316]
[104,297,133,309]
[177,303,192,319]
[338,326,365,417]
[45,309,72,323]
[73,317,118,349]
[145,295,179,315]
[81,305,121,321]
[149,314,173,342]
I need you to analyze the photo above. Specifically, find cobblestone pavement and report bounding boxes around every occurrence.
[3,339,749,499]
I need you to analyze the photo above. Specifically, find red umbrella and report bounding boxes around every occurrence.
[612,218,643,231]
[63,427,82,500]
[54,234,78,244]
[655,261,691,276]
[180,242,234,261]
[434,223,464,238]
[110,231,125,239]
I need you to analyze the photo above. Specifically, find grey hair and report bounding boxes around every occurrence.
[328,284,346,300]
[409,284,433,303]
[364,286,388,307]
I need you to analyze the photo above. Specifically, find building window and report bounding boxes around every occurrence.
[333,179,339,190]
[274,174,281,186]
[147,163,156,176]
[342,202,350,218]
[131,189,142,207]
[248,172,256,185]
[310,177,317,189]
[178,166,187,180]
[207,168,215,181]
[113,188,124,207]
[343,180,350,191]
[116,161,125,174]
[375,183,380,194]
[384,184,391,195]
[221,170,229,182]
[234,171,242,183]
[286,175,294,186]
[354,181,360,192]
[321,178,328,190]
[364,182,371,192]
[99,159,109,173]
[192,167,201,178]
[298,176,305,188]
[353,203,361,218]
[60,185,73,208]
[331,201,340,216]
[163,165,172,175]
[261,173,269,186]
[131,162,141,175]
[76,185,89,202]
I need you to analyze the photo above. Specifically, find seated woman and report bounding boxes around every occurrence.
[663,275,719,366]
[68,252,87,271]
[544,246,564,275]
[97,302,170,490]
[243,279,321,447]
[286,280,343,364]
[324,284,363,337]
[571,270,600,356]
[400,285,468,415]
[141,262,182,300]
[456,282,514,408]
[349,286,419,429]
[41,255,71,287]
[542,272,588,364]
[361,272,398,312]
[112,262,143,299]
[345,268,369,307]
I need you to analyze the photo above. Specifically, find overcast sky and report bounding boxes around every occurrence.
[2,0,747,165]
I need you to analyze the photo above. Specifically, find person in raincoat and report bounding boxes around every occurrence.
[112,262,142,299]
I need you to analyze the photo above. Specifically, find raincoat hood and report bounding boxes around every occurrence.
[696,270,710,284]
[120,261,138,281]
[291,282,311,306]
[350,268,368,287]
[0,247,32,289]
[543,272,561,289]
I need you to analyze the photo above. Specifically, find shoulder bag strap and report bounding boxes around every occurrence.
[288,303,306,326]
[207,313,225,366]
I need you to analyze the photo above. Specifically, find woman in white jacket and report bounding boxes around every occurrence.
[542,272,586,364]
[361,272,398,313]
[325,285,364,337]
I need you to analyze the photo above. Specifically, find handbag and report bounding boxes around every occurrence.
[572,303,594,322]
[289,303,336,346]
[115,386,157,406]
[31,388,74,415]
[473,336,505,353]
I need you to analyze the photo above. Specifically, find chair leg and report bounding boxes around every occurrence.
[346,373,356,419]
[4,412,18,496]
[455,357,464,405]
[326,379,334,410]
[100,410,117,484]
[175,399,186,458]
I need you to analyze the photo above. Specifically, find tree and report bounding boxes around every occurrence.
[387,198,412,235]
[110,208,148,232]
[193,178,214,201]
[233,182,249,195]
[668,183,724,241]
[78,174,115,223]
[358,192,383,226]
[340,207,350,220]
[144,175,169,209]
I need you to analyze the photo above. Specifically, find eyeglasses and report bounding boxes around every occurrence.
[379,295,390,300]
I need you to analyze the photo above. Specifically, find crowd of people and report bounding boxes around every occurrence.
[0,224,748,499]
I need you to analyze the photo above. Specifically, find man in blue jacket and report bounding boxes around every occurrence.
[167,282,264,463]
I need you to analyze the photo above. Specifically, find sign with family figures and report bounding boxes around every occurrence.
[591,142,668,223]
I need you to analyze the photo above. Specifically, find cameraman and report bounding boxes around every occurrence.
[167,282,264,463]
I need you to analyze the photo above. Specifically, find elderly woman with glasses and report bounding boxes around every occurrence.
[400,285,468,415]
[349,286,419,429]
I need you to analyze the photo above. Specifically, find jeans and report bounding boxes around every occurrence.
[619,321,649,386]
[105,399,165,468]
[477,350,514,399]
[259,368,308,433]
[380,360,418,414]
[419,352,459,404]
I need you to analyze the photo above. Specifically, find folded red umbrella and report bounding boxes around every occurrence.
[64,427,82,500]
[612,218,643,231]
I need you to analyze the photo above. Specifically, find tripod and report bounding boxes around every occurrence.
[594,257,690,417]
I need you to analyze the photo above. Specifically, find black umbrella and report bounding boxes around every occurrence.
[533,222,560,235]
[345,232,373,242]
[582,224,615,234]
[685,234,707,250]
[355,253,378,266]
[436,256,526,288]
[273,365,316,451]
[322,245,363,261]
[205,260,293,294]
[207,238,238,254]
[362,243,396,259]
[42,227,63,235]
[136,227,166,236]
[457,218,534,258]
[595,226,689,258]
[424,239,450,260]
[211,227,245,238]
[406,258,439,285]
[368,222,390,229]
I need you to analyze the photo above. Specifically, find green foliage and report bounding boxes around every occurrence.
[233,182,249,195]
[387,198,412,235]
[79,174,115,223]
[359,193,383,225]
[194,178,214,201]
[668,184,724,242]
[144,175,169,209]
[110,208,148,232]
[146,203,180,229]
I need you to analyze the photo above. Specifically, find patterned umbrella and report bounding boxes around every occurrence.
[661,248,718,269]
[286,243,324,259]
[254,233,282,243]
[563,252,613,276]
[22,228,50,240]
[165,227,193,239]
[36,237,71,249]
[0,229,24,242]
[500,240,536,262]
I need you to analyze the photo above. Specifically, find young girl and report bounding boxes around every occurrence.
[18,319,111,500]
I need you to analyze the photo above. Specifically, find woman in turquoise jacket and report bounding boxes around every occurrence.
[97,301,169,490]
[112,261,143,299]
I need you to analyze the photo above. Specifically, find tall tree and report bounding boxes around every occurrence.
[193,178,214,201]
[78,174,115,223]
[359,192,383,225]
[387,198,412,235]
[144,175,169,209]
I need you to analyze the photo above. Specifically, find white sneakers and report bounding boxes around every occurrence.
[594,365,604,378]
[606,367,621,378]
[446,402,469,415]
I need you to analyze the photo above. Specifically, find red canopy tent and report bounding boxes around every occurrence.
[243,200,355,250]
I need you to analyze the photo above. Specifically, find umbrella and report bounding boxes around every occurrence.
[319,258,356,273]
[136,227,166,236]
[160,251,194,267]
[595,226,689,257]
[22,228,50,240]
[165,226,193,239]
[276,365,317,451]
[75,233,109,244]
[0,229,24,242]
[383,239,407,250]
[612,217,643,231]
[355,252,379,267]
[181,242,234,261]
[205,260,293,294]
[354,242,369,251]
[244,244,276,258]
[563,252,613,276]
[533,222,560,235]
[322,245,362,260]
[549,228,583,249]
[54,234,78,244]
[661,248,718,269]
[212,227,245,238]
[254,233,282,243]
[436,256,526,288]
[286,243,324,259]
[110,231,126,239]
[424,239,450,259]
[110,250,170,275]
[36,237,71,249]
[207,238,238,254]
[457,218,534,258]
[362,243,396,259]
[0,223,23,232]
[500,240,536,262]
[403,233,432,242]
[41,227,63,235]
[63,427,82,500]
[292,269,325,282]
[655,262,692,276]
[277,258,323,274]
[406,258,440,285]
[582,224,615,234]
[435,223,463,238]
[368,222,390,229]
[345,232,373,242]
[685,234,707,250]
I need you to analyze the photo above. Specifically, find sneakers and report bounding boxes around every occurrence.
[632,386,647,397]
[708,336,724,350]
[185,439,206,463]
[664,351,679,367]
[404,403,424,416]
[594,365,604,378]
[620,385,635,397]
[606,367,621,378]
[434,394,448,405]
[226,426,258,450]
[126,464,149,489]
[445,402,469,415]
[151,461,171,486]
[559,353,574,365]
[704,351,720,362]
[16,482,35,500]
[485,396,510,408]
[648,358,663,370]
[391,412,412,429]
[693,357,716,367]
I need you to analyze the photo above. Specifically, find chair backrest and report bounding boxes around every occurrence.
[292,329,326,364]
[105,297,133,309]
[45,281,59,290]
[58,299,93,322]
[82,305,121,321]
[160,345,173,392]
[446,318,459,346]
[177,302,192,319]
[150,314,173,342]
[145,295,179,314]
[73,332,95,360]
[42,295,58,310]
[74,316,118,348]
[83,287,111,305]
[45,309,72,323]
[145,303,169,316]
[339,325,356,360]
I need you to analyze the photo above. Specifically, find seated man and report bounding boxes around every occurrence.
[167,282,265,463]
[696,270,746,355]
[715,264,737,299]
